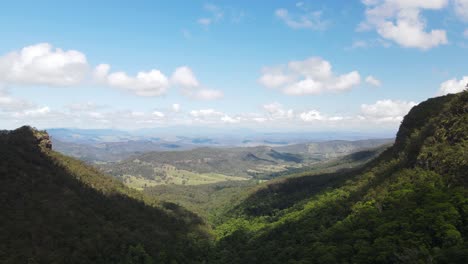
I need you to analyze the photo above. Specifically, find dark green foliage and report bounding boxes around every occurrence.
[1,91,467,263]
[142,147,384,224]
[0,126,211,264]
[211,92,468,263]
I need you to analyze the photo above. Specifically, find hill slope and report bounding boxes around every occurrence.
[0,126,210,264]
[212,92,468,263]
[99,139,391,188]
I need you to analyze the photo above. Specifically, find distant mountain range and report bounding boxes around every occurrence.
[98,139,392,188]
[1,91,467,263]
[49,126,393,163]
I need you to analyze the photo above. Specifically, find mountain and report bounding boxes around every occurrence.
[210,92,468,263]
[98,140,391,189]
[0,126,210,264]
[274,138,393,159]
[142,146,387,223]
[49,128,393,164]
[2,91,466,263]
[52,138,192,163]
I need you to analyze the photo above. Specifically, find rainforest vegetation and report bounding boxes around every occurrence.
[0,91,467,263]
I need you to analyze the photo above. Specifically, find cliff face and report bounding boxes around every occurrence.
[0,126,52,151]
[33,128,52,150]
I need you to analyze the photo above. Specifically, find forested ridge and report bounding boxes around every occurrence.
[0,91,467,263]
[210,91,468,263]
[0,127,211,264]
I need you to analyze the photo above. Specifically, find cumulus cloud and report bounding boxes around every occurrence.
[259,57,362,95]
[0,43,88,86]
[263,102,294,120]
[299,110,344,122]
[438,76,468,95]
[171,66,199,88]
[221,114,241,124]
[365,75,382,86]
[171,66,223,100]
[95,65,223,99]
[360,99,417,122]
[151,111,165,118]
[299,110,325,121]
[275,8,328,30]
[94,64,169,96]
[359,0,449,50]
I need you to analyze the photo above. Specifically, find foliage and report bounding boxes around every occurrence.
[211,91,468,263]
[0,126,211,264]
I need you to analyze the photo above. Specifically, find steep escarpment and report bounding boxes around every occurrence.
[212,92,468,263]
[0,126,211,264]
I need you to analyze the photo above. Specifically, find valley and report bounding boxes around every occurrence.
[1,91,467,263]
[54,135,392,189]
[2,1,468,262]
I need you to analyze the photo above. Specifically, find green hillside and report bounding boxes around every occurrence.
[210,91,468,263]
[99,139,391,188]
[143,146,386,223]
[1,91,467,264]
[0,126,211,264]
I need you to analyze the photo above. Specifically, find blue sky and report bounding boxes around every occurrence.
[0,0,467,132]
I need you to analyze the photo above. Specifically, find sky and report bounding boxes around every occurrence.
[0,0,467,133]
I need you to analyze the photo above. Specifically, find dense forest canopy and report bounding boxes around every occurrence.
[0,91,467,263]
[0,127,211,264]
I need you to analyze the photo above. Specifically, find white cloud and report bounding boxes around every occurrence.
[438,76,468,95]
[275,8,328,30]
[152,111,165,118]
[299,110,344,122]
[66,102,105,112]
[0,90,35,111]
[454,0,468,21]
[170,66,223,100]
[221,115,241,123]
[93,63,110,81]
[299,110,325,121]
[190,109,224,118]
[94,64,169,97]
[0,43,88,86]
[172,103,181,112]
[258,67,295,88]
[360,99,417,122]
[13,106,51,118]
[259,57,362,95]
[360,0,449,50]
[193,89,224,100]
[171,66,200,88]
[263,102,294,119]
[365,75,382,86]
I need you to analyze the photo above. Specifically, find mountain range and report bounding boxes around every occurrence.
[1,91,467,263]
